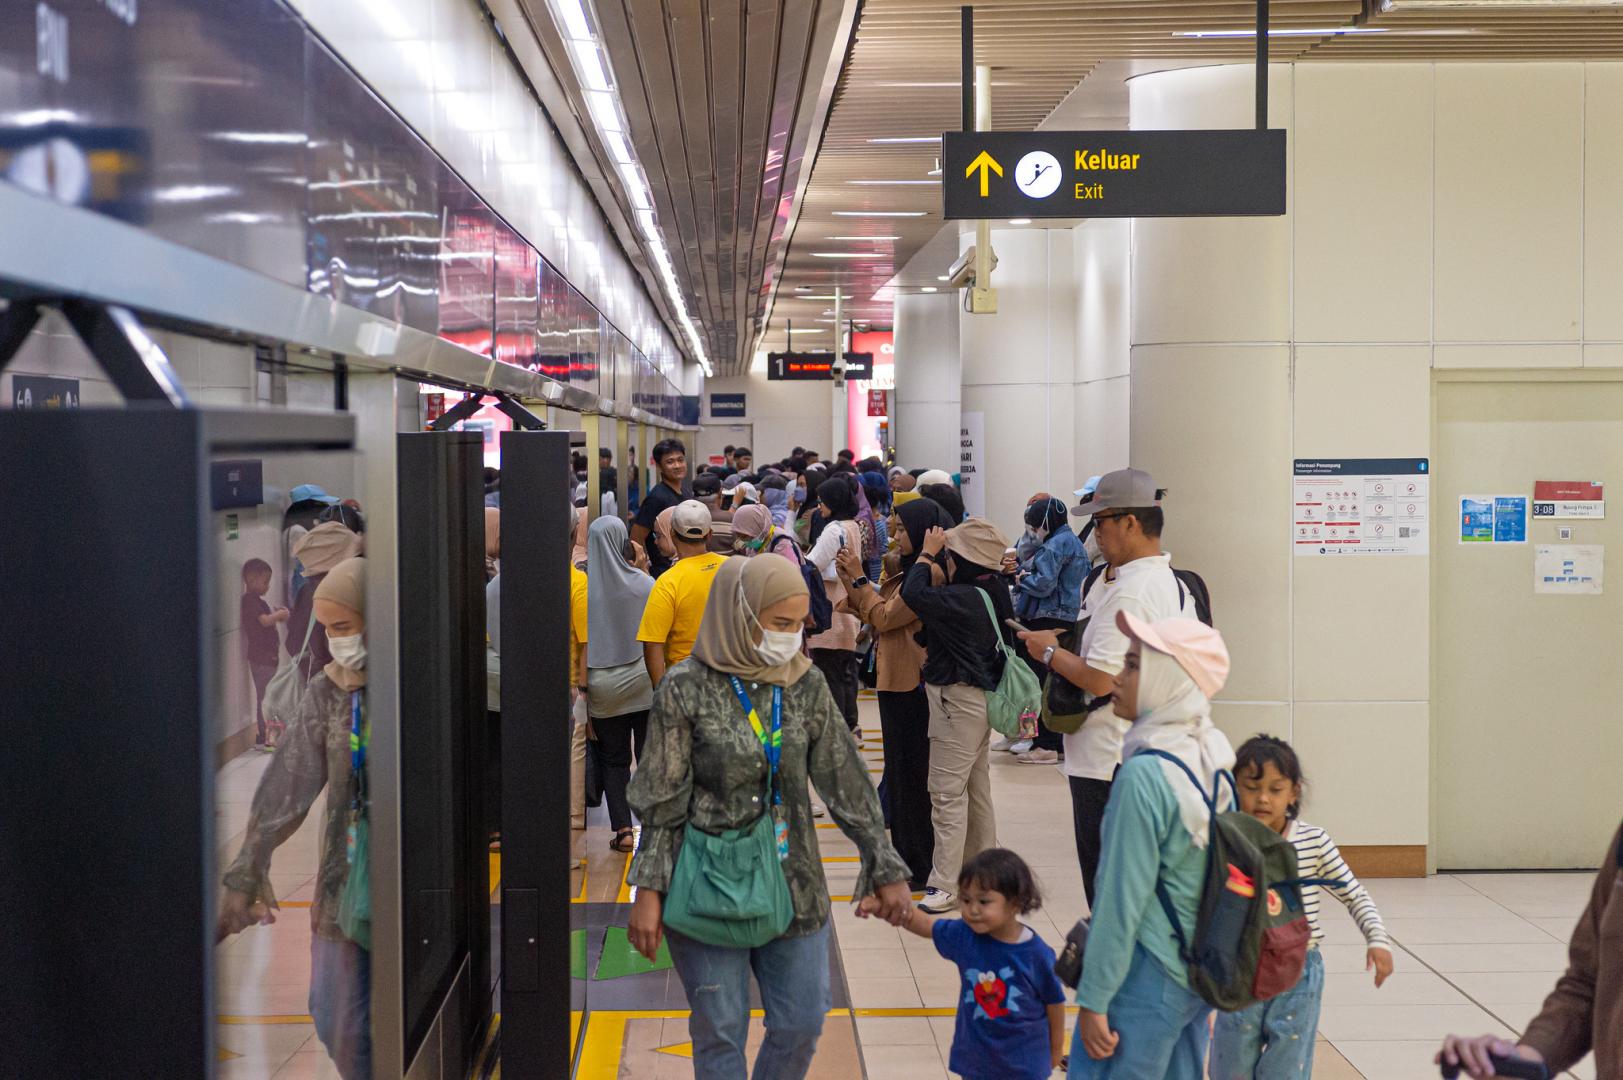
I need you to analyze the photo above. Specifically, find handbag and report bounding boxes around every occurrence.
[263,606,318,732]
[661,680,794,949]
[974,591,1042,739]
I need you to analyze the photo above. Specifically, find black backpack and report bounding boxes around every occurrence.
[1173,568,1214,627]
[1144,752,1341,1012]
[772,535,833,634]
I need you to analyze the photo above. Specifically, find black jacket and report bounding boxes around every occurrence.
[901,558,1018,690]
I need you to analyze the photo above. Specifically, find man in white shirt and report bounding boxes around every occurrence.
[1018,467,1186,907]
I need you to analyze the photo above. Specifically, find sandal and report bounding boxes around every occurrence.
[610,828,636,853]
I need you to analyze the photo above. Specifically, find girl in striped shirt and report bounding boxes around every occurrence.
[1209,735,1394,1079]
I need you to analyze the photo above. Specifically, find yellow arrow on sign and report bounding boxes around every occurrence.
[965,150,1003,196]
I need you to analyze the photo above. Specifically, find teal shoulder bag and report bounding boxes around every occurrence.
[662,680,795,949]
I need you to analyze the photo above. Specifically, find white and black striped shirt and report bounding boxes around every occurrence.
[1288,819,1391,948]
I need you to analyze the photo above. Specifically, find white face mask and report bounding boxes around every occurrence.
[755,627,803,665]
[1033,524,1050,542]
[1083,528,1102,564]
[328,633,367,670]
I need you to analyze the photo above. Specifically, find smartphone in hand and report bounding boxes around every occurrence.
[1004,617,1030,633]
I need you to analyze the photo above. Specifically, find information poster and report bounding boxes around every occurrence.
[959,411,986,519]
[1532,480,1604,520]
[1293,458,1429,556]
[1460,494,1529,544]
[1535,545,1604,595]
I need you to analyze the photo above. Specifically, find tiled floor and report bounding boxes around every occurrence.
[211,699,1598,1079]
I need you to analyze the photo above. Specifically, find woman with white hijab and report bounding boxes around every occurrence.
[587,515,657,852]
[1069,611,1235,1080]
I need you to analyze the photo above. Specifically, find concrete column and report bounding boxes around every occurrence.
[892,291,961,473]
[957,227,1079,537]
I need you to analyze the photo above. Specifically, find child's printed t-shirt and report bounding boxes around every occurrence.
[933,919,1066,1080]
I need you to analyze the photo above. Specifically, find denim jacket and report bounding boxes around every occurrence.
[1013,523,1088,622]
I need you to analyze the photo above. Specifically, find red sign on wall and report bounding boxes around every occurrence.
[867,388,889,417]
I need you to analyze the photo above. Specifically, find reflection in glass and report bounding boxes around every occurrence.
[213,455,372,1079]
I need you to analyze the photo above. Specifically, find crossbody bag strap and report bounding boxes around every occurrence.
[292,604,318,664]
[975,588,1012,660]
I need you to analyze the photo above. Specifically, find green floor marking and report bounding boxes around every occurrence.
[571,928,587,980]
[593,925,673,980]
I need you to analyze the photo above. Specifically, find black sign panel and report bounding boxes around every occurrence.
[710,393,746,417]
[766,352,874,381]
[209,459,264,509]
[942,129,1286,220]
[11,375,80,410]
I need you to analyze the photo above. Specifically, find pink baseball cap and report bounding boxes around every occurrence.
[1115,610,1230,699]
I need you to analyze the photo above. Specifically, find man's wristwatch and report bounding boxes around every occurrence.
[852,576,870,589]
[1040,645,1058,666]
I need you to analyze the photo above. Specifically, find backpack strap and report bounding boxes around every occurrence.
[1154,880,1194,963]
[1139,749,1217,811]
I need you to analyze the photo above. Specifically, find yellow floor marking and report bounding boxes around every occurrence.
[217,1015,314,1025]
[472,1012,501,1078]
[490,852,501,895]
[279,900,313,909]
[821,856,859,863]
[616,849,634,903]
[654,1040,693,1058]
[575,1009,856,1077]
[814,823,839,830]
[217,1048,242,1062]
[570,861,588,904]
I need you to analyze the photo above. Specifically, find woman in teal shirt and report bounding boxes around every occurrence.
[1069,611,1236,1080]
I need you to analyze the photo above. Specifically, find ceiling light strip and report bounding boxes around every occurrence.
[546,0,712,376]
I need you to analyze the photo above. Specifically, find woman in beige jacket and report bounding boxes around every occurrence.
[835,496,955,889]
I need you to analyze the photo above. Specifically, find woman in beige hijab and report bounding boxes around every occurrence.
[625,555,913,1080]
[288,521,363,681]
[651,504,678,568]
[218,555,372,1078]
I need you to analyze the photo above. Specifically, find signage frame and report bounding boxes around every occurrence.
[765,351,875,381]
[942,129,1287,221]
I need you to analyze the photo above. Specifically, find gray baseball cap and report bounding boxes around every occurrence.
[1071,467,1159,517]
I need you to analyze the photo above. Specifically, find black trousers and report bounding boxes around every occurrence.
[1069,774,1113,909]
[1017,616,1074,752]
[877,685,935,888]
[593,710,649,833]
[811,648,860,733]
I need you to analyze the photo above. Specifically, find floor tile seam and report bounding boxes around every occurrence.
[1369,930,1535,1050]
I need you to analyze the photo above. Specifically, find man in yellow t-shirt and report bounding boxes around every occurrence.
[638,500,726,686]
[570,564,589,692]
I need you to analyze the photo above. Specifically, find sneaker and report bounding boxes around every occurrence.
[918,888,958,914]
[990,736,1020,752]
[812,802,827,819]
[1006,739,1034,755]
[1016,749,1061,765]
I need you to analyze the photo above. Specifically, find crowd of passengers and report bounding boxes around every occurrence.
[216,443,1620,1080]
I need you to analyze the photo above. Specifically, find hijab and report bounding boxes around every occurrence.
[761,486,791,529]
[294,521,363,575]
[314,556,366,691]
[1024,496,1068,537]
[570,505,588,569]
[732,503,774,547]
[852,477,879,558]
[817,473,858,521]
[484,508,501,580]
[690,555,812,687]
[1122,644,1237,850]
[587,516,654,668]
[896,497,954,574]
[859,471,892,516]
[654,505,676,555]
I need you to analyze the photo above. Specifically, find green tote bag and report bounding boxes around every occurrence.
[662,813,794,949]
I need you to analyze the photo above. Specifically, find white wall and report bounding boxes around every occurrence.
[702,371,834,466]
[893,291,961,472]
[1128,61,1623,860]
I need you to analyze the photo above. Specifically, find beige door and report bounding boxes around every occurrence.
[1435,374,1623,868]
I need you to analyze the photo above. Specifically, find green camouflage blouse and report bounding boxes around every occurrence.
[222,672,358,942]
[628,657,909,937]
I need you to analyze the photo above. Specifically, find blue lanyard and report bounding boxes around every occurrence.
[349,690,367,809]
[727,676,783,807]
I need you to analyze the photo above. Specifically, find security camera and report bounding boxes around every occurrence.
[830,353,849,376]
[947,245,998,289]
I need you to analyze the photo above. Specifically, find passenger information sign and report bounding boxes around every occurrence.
[766,352,874,381]
[1294,458,1429,557]
[942,130,1287,220]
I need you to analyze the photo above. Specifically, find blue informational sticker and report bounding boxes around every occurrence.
[1494,496,1529,543]
[1460,497,1494,542]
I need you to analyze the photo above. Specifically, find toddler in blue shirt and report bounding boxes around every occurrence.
[860,848,1066,1079]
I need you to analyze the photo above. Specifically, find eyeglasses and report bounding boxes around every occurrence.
[1092,511,1130,524]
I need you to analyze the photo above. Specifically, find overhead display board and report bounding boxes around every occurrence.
[942,130,1287,220]
[766,352,874,381]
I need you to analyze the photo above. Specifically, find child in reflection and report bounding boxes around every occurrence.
[239,558,289,751]
[218,556,372,1080]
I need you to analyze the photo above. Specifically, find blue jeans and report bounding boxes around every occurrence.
[665,919,832,1080]
[1210,948,1324,1079]
[1068,944,1211,1080]
[309,935,372,1080]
